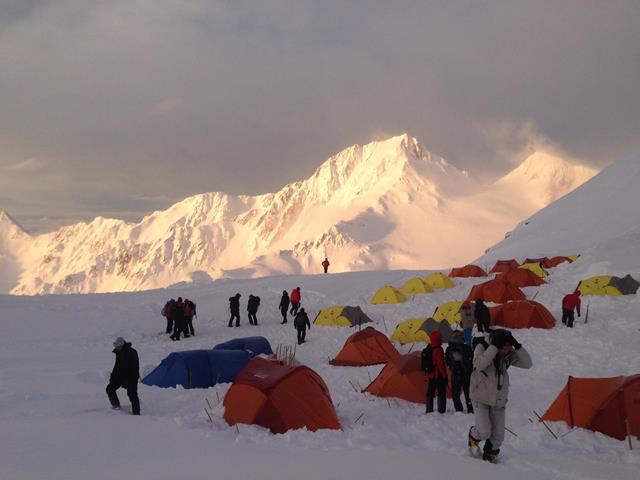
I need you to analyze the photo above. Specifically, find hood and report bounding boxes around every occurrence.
[113,342,132,353]
[430,331,442,347]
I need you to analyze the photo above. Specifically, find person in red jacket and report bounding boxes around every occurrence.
[424,331,448,414]
[562,290,581,328]
[321,258,330,273]
[290,287,301,316]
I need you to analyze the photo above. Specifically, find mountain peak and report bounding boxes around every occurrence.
[0,210,28,235]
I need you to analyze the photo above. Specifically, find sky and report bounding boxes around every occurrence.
[1,0,639,233]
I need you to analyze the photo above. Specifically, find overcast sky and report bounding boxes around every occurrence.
[1,1,639,233]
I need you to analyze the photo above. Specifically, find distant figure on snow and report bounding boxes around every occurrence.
[170,297,188,340]
[106,337,140,415]
[228,293,241,327]
[290,287,301,316]
[422,331,448,414]
[183,298,197,336]
[279,290,290,324]
[474,298,491,334]
[162,298,176,334]
[247,294,261,326]
[294,308,311,345]
[561,290,581,328]
[460,300,475,347]
[445,336,474,413]
[322,257,330,273]
[468,329,532,463]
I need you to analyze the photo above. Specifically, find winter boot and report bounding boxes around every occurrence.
[468,427,480,456]
[466,402,474,414]
[482,440,500,463]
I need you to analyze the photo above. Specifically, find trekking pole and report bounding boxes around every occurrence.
[585,301,590,324]
[533,410,558,439]
[505,426,519,437]
[353,413,365,426]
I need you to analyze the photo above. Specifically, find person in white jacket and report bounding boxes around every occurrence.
[468,329,532,462]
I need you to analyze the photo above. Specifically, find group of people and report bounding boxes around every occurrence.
[161,297,197,340]
[228,293,262,327]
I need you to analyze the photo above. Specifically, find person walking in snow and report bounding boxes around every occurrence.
[422,331,448,414]
[279,290,290,324]
[290,287,301,316]
[561,290,581,328]
[183,298,196,336]
[162,298,176,334]
[474,298,491,334]
[446,337,474,413]
[106,337,140,415]
[228,293,241,327]
[322,258,330,274]
[468,329,532,463]
[170,297,188,340]
[294,308,311,345]
[247,294,261,326]
[460,300,475,347]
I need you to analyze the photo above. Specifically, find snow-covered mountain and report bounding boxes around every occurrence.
[1,134,597,295]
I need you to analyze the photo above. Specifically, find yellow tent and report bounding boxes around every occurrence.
[390,318,430,345]
[400,278,434,295]
[432,301,464,325]
[314,306,352,326]
[424,272,455,289]
[519,262,549,279]
[577,276,622,296]
[371,286,407,304]
[568,255,580,262]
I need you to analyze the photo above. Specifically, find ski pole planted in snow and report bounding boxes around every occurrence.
[585,301,590,324]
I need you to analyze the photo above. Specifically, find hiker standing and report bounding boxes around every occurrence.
[228,293,241,327]
[106,337,140,415]
[279,290,290,324]
[162,299,176,334]
[171,297,188,340]
[290,287,301,316]
[445,338,474,413]
[184,298,196,336]
[247,294,261,326]
[422,331,448,414]
[468,329,532,462]
[561,290,581,328]
[321,257,330,274]
[460,300,475,347]
[294,308,311,345]
[474,298,491,334]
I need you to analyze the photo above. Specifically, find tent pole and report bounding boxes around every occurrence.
[625,418,633,450]
[585,301,590,324]
[534,410,558,439]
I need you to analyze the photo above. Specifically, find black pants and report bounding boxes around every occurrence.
[297,328,306,344]
[106,382,140,415]
[280,308,288,323]
[451,372,472,412]
[172,317,187,339]
[290,302,300,316]
[165,316,174,334]
[562,309,575,328]
[185,316,194,335]
[426,377,447,413]
[229,311,240,327]
[248,312,258,325]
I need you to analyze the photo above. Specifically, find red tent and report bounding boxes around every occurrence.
[467,279,526,304]
[489,300,555,329]
[545,256,574,268]
[449,264,487,278]
[497,268,547,287]
[542,375,640,441]
[330,327,399,366]
[223,358,341,433]
[489,259,520,274]
[524,257,550,266]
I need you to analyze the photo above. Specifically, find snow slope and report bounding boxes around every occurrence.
[0,135,596,295]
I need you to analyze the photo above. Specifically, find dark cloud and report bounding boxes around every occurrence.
[0,0,638,231]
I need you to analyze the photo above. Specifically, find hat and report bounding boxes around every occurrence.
[113,337,126,348]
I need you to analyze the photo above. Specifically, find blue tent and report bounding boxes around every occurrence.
[142,349,253,389]
[213,336,273,356]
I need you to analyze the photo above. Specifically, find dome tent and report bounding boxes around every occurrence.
[390,317,463,345]
[489,259,520,274]
[371,285,407,304]
[432,301,464,325]
[497,268,546,287]
[363,352,426,403]
[330,327,399,366]
[467,279,526,304]
[314,306,373,327]
[519,262,549,278]
[213,336,273,356]
[489,300,556,329]
[399,277,434,295]
[424,272,455,289]
[449,264,487,278]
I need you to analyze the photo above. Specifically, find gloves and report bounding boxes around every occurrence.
[577,313,581,317]
[508,333,522,350]
[490,330,509,349]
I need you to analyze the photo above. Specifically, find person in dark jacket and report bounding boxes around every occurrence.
[561,290,581,328]
[290,287,301,315]
[474,298,491,333]
[424,331,448,414]
[183,298,196,336]
[445,337,474,413]
[106,337,140,415]
[163,299,176,334]
[279,291,290,324]
[321,258,330,273]
[294,308,311,344]
[171,297,187,340]
[247,294,261,325]
[228,293,241,327]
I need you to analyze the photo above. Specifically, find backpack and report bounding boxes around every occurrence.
[421,345,434,373]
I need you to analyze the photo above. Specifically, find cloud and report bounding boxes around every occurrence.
[5,158,43,173]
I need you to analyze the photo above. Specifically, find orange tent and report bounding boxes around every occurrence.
[330,327,399,366]
[541,375,640,441]
[545,256,574,268]
[489,259,520,274]
[497,268,547,287]
[489,300,555,329]
[524,257,550,266]
[467,279,526,304]
[223,357,341,433]
[363,351,451,403]
[449,264,487,278]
